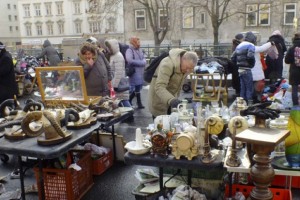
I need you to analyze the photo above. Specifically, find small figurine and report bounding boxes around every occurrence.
[149,124,173,157]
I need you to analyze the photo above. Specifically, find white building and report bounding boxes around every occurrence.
[0,0,21,52]
[17,0,124,52]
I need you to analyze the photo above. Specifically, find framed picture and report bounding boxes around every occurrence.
[35,66,88,104]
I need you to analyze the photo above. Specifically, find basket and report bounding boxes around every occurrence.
[225,184,292,200]
[92,150,113,175]
[34,150,93,200]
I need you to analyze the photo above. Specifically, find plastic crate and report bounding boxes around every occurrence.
[272,175,300,188]
[34,150,93,200]
[92,150,113,175]
[225,184,292,200]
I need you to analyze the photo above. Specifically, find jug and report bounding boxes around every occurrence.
[177,99,188,116]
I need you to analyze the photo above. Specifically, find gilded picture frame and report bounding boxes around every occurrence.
[35,66,88,104]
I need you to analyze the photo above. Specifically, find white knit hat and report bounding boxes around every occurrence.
[272,30,281,36]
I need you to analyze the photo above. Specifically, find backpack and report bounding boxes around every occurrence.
[119,43,135,76]
[119,43,129,67]
[144,51,169,83]
[266,45,279,60]
[294,47,300,67]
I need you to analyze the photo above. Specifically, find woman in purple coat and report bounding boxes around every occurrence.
[125,37,147,109]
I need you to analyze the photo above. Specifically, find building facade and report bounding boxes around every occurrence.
[124,0,299,46]
[0,0,21,52]
[2,0,300,57]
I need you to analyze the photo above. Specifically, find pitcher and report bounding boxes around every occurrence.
[177,99,188,116]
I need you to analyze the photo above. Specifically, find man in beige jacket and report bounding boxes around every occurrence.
[148,48,198,118]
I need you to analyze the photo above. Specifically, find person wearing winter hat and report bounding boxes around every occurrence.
[0,42,18,104]
[232,33,244,52]
[231,31,256,103]
[244,31,257,44]
[265,30,287,84]
[231,33,244,96]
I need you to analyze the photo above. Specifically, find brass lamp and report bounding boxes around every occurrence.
[226,116,248,167]
[201,115,224,163]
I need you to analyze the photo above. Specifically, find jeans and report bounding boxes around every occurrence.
[129,84,143,94]
[239,70,253,102]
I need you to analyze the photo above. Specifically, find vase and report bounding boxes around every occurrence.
[285,106,300,167]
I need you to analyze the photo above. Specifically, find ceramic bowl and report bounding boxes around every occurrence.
[124,141,151,155]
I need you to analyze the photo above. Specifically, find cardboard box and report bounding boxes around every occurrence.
[90,131,126,161]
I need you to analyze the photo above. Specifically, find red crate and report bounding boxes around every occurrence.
[272,175,300,188]
[225,184,292,200]
[34,150,93,200]
[92,150,113,175]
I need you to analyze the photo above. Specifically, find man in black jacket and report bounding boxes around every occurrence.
[0,42,18,104]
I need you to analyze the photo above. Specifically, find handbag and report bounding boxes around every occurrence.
[125,64,135,77]
[117,77,130,92]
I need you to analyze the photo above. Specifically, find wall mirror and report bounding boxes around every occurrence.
[35,66,88,104]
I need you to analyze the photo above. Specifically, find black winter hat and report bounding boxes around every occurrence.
[244,31,257,44]
[235,33,244,41]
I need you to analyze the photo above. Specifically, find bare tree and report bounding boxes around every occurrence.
[134,0,171,53]
[85,0,123,35]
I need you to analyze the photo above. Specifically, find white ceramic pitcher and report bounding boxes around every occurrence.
[177,99,188,116]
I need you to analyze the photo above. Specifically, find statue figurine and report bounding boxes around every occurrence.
[149,124,173,157]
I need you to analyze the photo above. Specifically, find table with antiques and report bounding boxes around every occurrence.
[0,122,100,200]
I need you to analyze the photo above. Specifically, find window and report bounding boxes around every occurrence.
[135,9,146,30]
[8,15,11,21]
[57,22,64,34]
[258,4,270,26]
[45,3,52,16]
[89,21,100,33]
[182,7,194,28]
[25,24,32,36]
[14,5,16,9]
[34,4,41,16]
[75,21,82,34]
[36,24,43,35]
[106,17,116,32]
[200,12,205,24]
[159,9,168,29]
[7,4,10,9]
[246,4,258,26]
[15,15,18,21]
[47,23,54,35]
[74,2,81,14]
[9,26,13,32]
[246,4,270,26]
[284,3,296,25]
[23,4,31,17]
[16,26,18,31]
[56,2,63,15]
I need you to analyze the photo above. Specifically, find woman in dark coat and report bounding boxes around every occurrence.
[0,42,18,103]
[265,30,287,83]
[78,42,113,97]
[37,39,61,66]
[285,33,300,106]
